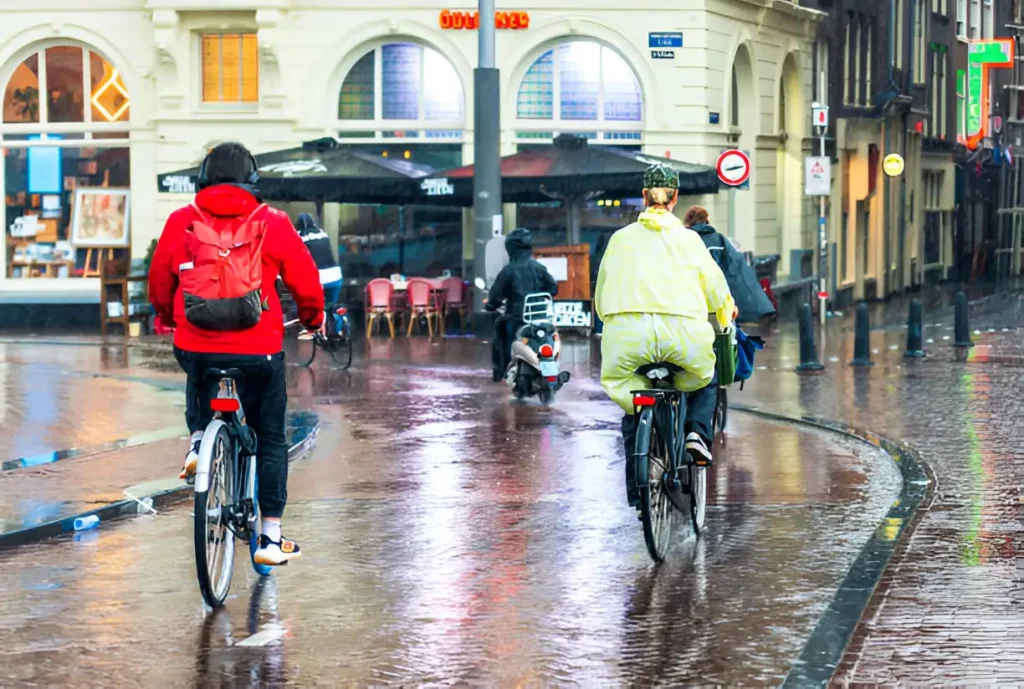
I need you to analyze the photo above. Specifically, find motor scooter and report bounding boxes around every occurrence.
[504,293,570,404]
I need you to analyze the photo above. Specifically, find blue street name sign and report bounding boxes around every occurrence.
[648,32,683,48]
[651,50,676,59]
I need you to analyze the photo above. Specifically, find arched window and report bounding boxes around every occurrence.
[2,45,131,282]
[335,42,464,141]
[514,41,642,143]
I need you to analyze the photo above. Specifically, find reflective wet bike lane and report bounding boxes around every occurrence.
[0,338,901,686]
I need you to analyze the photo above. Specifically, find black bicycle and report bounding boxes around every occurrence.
[287,304,353,370]
[193,368,272,608]
[630,363,708,562]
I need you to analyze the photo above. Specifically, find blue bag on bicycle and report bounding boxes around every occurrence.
[735,327,764,381]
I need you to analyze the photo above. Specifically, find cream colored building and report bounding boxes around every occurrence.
[0,0,822,313]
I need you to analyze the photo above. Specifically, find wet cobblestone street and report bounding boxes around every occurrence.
[0,287,1019,685]
[0,333,901,686]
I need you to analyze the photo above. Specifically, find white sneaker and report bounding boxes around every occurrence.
[297,330,315,341]
[685,432,713,466]
[180,438,202,480]
[253,535,302,566]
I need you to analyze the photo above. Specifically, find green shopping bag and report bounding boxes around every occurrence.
[714,329,738,386]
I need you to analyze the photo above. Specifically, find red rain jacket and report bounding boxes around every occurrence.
[149,185,324,355]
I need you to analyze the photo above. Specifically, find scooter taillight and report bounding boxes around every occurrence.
[538,344,554,358]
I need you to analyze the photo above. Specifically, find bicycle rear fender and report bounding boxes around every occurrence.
[632,407,655,489]
[194,420,227,494]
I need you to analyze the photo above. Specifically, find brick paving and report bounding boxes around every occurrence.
[737,290,1023,685]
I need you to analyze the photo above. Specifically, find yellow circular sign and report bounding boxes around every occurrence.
[883,153,905,177]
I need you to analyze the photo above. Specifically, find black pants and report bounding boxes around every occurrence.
[174,347,289,519]
[491,315,522,380]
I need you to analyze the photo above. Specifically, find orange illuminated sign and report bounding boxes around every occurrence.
[439,10,530,29]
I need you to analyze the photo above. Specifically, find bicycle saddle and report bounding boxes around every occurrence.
[635,362,683,380]
[203,367,245,382]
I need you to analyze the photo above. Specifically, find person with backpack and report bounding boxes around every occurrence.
[149,142,324,566]
[294,213,342,340]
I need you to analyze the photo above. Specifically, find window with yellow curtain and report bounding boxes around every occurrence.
[201,33,259,103]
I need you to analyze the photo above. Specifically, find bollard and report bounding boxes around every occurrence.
[905,299,925,358]
[953,291,974,348]
[796,303,825,372]
[850,303,874,367]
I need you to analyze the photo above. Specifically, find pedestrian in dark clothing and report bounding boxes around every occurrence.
[295,213,342,340]
[683,206,776,324]
[486,228,559,381]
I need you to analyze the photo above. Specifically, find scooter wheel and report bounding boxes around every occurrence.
[538,387,554,406]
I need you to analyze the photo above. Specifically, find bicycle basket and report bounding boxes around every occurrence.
[522,293,554,324]
[714,329,738,386]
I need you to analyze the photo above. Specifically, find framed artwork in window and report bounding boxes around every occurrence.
[70,187,130,247]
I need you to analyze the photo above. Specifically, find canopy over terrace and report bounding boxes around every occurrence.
[156,137,434,206]
[409,134,720,243]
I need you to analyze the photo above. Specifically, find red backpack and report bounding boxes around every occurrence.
[178,203,268,331]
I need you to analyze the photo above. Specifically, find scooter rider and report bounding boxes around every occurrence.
[486,228,559,381]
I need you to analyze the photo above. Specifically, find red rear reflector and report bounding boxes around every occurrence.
[335,307,347,316]
[539,344,554,358]
[633,395,657,407]
[545,376,557,382]
[210,398,240,413]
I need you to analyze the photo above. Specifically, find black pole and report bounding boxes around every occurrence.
[953,291,974,348]
[905,299,925,358]
[796,303,825,372]
[850,302,873,366]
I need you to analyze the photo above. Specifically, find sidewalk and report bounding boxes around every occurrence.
[736,289,1023,685]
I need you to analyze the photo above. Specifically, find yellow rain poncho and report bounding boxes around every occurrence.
[595,208,734,413]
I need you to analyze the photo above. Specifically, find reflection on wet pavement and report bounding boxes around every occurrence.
[0,345,900,685]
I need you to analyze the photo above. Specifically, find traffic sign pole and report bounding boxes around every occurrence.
[716,149,751,245]
[813,71,829,328]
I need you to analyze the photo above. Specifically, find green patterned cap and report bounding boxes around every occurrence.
[643,163,679,190]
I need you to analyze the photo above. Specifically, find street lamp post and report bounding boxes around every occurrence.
[472,0,502,316]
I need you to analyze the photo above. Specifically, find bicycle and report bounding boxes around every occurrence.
[711,323,737,443]
[286,304,353,370]
[629,363,709,562]
[193,368,272,608]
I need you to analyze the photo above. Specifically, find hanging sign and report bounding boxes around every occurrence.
[812,105,829,128]
[439,10,530,29]
[159,174,196,194]
[716,149,750,187]
[804,156,831,196]
[966,39,1014,150]
[882,153,905,177]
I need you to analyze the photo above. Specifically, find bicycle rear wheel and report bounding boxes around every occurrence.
[194,425,236,608]
[638,418,676,562]
[688,464,708,536]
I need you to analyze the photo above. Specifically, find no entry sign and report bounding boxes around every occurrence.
[716,149,750,187]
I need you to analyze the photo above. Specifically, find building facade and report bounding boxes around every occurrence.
[804,0,962,305]
[0,0,823,323]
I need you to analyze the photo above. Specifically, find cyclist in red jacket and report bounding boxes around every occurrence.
[149,142,323,565]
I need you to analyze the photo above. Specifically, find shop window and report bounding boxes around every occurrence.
[201,33,259,104]
[2,44,131,281]
[3,48,129,125]
[514,41,642,143]
[336,43,463,141]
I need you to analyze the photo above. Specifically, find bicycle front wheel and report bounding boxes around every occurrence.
[329,335,353,370]
[298,337,317,367]
[638,417,675,562]
[194,424,236,608]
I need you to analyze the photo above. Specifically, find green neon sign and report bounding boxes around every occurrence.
[966,39,1014,148]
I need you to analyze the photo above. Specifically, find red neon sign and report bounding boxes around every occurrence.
[439,10,530,30]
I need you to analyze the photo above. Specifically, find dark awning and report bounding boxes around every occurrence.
[156,138,434,205]
[411,134,720,206]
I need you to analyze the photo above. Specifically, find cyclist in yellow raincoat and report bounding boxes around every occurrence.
[595,163,735,507]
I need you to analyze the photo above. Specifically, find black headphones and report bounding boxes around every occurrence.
[196,147,260,190]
